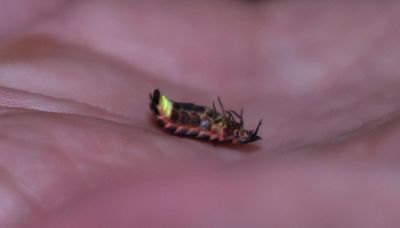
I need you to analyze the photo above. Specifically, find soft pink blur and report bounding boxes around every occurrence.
[0,0,400,227]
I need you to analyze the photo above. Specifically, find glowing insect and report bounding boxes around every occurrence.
[149,89,262,144]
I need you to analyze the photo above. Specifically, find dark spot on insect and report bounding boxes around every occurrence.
[197,134,209,139]
[206,109,221,121]
[150,103,159,116]
[175,127,188,135]
[190,112,201,126]
[206,109,214,117]
[214,117,223,124]
[158,119,165,127]
[152,89,160,105]
[199,119,211,131]
[186,129,199,136]
[149,89,160,115]
[181,103,194,110]
[193,105,205,113]
[224,127,231,136]
[173,102,181,110]
[170,110,180,123]
[165,126,177,134]
[179,111,190,125]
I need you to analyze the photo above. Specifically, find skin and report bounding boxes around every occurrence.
[1,0,400,227]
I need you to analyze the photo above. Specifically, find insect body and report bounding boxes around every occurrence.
[149,89,262,144]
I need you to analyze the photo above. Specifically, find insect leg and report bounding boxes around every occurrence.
[253,119,263,135]
[217,96,226,119]
[240,108,244,126]
[230,109,244,127]
[227,111,234,122]
[212,101,217,121]
[230,110,241,119]
[219,97,234,131]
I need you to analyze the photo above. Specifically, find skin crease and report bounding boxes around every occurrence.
[0,0,400,227]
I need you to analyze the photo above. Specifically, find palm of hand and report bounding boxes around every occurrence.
[1,1,400,227]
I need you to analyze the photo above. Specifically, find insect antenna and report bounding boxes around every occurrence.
[253,119,263,136]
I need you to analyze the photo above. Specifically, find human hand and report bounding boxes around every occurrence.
[1,0,400,227]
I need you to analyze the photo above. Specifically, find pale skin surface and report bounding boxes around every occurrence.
[1,0,400,227]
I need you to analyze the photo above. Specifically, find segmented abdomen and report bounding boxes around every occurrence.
[150,89,227,141]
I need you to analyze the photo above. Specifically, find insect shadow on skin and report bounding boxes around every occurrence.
[149,89,262,151]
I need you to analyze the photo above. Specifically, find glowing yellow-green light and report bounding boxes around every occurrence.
[161,95,173,117]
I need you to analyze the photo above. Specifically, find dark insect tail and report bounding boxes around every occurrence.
[149,89,161,116]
